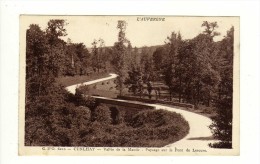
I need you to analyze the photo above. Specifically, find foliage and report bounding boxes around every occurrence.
[201,21,220,38]
[124,65,143,96]
[91,39,106,73]
[45,19,68,77]
[125,46,156,99]
[149,22,222,107]
[93,105,112,124]
[27,19,106,79]
[25,86,92,146]
[26,24,54,100]
[25,86,189,147]
[111,20,129,95]
[117,109,189,147]
[161,31,182,101]
[209,27,234,148]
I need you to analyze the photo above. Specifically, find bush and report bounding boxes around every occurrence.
[109,106,122,125]
[76,84,90,95]
[25,84,189,147]
[94,105,112,124]
[119,109,190,147]
[209,100,232,148]
[74,106,91,124]
[209,141,232,149]
[129,109,186,128]
[69,108,190,147]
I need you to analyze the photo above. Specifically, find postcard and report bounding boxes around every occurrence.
[19,15,239,156]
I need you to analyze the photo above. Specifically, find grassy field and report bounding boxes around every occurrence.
[55,72,110,87]
[78,78,128,98]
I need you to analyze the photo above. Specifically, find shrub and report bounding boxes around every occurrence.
[25,84,189,147]
[109,106,122,124]
[74,106,91,125]
[209,99,232,148]
[129,109,186,128]
[122,109,190,147]
[209,141,232,148]
[76,84,90,95]
[94,105,112,124]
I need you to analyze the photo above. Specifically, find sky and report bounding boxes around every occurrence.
[21,16,239,48]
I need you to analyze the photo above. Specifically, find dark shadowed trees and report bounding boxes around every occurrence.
[46,19,68,77]
[209,26,234,148]
[26,24,53,100]
[162,31,182,101]
[124,65,143,97]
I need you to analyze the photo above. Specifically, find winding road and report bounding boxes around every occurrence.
[66,73,216,148]
[66,73,118,94]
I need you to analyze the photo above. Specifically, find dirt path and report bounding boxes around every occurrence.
[65,73,216,148]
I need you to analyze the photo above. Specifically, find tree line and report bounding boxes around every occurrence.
[123,21,233,109]
[111,21,234,148]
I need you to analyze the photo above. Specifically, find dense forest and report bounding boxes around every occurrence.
[25,19,234,148]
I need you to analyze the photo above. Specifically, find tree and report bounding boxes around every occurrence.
[125,40,134,69]
[193,21,221,106]
[153,47,166,75]
[64,38,76,76]
[74,43,90,75]
[103,47,114,72]
[26,24,53,100]
[172,39,193,103]
[98,38,106,71]
[202,21,220,39]
[190,33,220,106]
[160,22,221,105]
[139,47,155,99]
[162,31,182,101]
[91,39,105,73]
[209,26,234,148]
[140,47,154,81]
[170,22,221,107]
[147,81,153,99]
[91,39,99,72]
[46,19,68,77]
[124,66,143,96]
[111,20,129,96]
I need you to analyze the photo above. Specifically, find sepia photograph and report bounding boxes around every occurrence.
[19,15,240,156]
